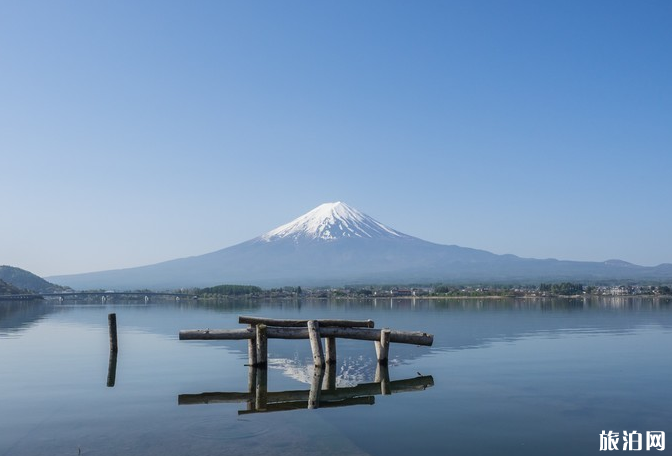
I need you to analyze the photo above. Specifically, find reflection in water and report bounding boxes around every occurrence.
[0,300,53,337]
[268,355,393,387]
[3,298,672,456]
[179,363,433,414]
[106,349,118,387]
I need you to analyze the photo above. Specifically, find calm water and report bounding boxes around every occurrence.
[1,297,671,456]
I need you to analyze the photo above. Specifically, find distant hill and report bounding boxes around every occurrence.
[0,278,25,295]
[48,202,672,290]
[0,266,70,294]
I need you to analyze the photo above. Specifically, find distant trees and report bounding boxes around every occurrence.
[197,284,262,296]
[539,282,584,295]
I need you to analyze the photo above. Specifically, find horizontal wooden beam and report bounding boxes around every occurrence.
[180,328,254,340]
[239,316,375,328]
[238,396,375,415]
[179,326,433,346]
[178,375,434,405]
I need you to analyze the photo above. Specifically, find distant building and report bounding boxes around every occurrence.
[391,288,413,297]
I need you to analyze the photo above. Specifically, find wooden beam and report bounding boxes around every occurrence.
[178,375,434,405]
[238,396,375,415]
[180,328,254,340]
[179,327,433,346]
[239,316,374,328]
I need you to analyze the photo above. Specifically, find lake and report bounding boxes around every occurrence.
[1,297,671,455]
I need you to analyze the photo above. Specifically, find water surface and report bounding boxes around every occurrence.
[1,297,671,455]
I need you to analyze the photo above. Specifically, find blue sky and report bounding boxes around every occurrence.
[2,1,671,277]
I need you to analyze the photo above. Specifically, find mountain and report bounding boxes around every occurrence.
[0,278,25,295]
[0,265,70,294]
[260,202,412,242]
[47,202,672,290]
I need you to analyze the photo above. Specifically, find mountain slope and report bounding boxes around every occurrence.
[0,278,26,295]
[0,265,70,293]
[48,202,672,290]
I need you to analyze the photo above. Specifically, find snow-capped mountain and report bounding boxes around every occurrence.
[260,202,410,242]
[49,202,672,290]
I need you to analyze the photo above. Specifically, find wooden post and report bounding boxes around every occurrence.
[247,365,257,394]
[247,324,257,366]
[106,349,117,388]
[375,363,391,395]
[247,365,257,411]
[324,361,337,391]
[308,366,325,409]
[376,365,391,395]
[307,320,325,367]
[255,324,267,367]
[325,337,337,364]
[255,367,268,411]
[108,313,118,353]
[374,328,391,364]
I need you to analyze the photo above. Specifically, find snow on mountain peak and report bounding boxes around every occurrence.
[260,202,410,242]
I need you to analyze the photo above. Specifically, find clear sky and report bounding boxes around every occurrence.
[2,1,671,277]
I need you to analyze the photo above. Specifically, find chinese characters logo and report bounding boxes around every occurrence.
[600,431,665,451]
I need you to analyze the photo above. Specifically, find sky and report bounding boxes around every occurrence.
[1,0,671,277]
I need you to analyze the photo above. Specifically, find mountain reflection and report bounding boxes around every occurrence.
[0,300,53,337]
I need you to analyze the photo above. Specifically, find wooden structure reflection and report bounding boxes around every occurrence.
[179,363,433,414]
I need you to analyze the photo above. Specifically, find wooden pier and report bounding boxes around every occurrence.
[178,316,434,413]
[179,315,434,367]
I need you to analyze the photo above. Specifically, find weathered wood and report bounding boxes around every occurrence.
[247,325,257,366]
[238,396,375,415]
[180,328,254,340]
[325,337,337,364]
[316,327,432,346]
[307,320,325,367]
[324,362,337,391]
[375,364,391,395]
[374,328,391,364]
[239,316,374,328]
[178,375,434,405]
[179,326,433,346]
[247,364,257,394]
[308,367,325,409]
[255,324,268,367]
[108,313,118,353]
[180,391,253,405]
[255,367,268,411]
[106,349,117,388]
